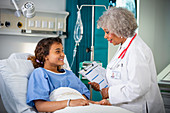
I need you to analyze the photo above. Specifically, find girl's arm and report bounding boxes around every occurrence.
[34,99,89,112]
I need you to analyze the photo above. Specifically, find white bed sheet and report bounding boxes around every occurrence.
[54,104,133,113]
[50,87,133,113]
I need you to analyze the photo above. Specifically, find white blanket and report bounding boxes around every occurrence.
[50,87,133,113]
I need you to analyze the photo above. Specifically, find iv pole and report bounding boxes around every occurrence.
[77,5,107,100]
[77,5,107,61]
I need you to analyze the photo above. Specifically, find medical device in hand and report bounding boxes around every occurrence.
[71,10,83,68]
[79,62,108,90]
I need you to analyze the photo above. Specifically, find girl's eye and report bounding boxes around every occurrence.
[56,51,60,53]
[55,49,64,54]
[106,31,109,34]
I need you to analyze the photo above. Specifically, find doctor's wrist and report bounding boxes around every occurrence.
[101,87,109,99]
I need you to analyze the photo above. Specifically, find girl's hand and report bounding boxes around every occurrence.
[99,99,111,105]
[69,99,89,107]
[88,100,100,104]
[88,82,100,91]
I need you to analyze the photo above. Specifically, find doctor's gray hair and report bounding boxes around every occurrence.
[97,7,138,38]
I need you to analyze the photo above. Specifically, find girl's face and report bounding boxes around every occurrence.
[103,28,124,45]
[44,42,65,69]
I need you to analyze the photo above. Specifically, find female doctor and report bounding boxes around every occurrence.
[89,7,165,113]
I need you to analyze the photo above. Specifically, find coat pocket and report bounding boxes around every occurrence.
[121,103,143,113]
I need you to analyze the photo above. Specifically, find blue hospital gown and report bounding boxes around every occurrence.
[26,67,90,107]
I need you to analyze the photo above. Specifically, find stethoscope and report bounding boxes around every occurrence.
[108,33,137,70]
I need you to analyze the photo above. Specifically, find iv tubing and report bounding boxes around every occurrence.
[71,43,78,68]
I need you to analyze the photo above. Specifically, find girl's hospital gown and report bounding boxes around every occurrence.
[26,67,90,107]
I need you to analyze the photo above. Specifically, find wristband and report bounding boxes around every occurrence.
[67,99,71,107]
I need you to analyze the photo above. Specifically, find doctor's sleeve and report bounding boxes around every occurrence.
[26,69,50,107]
[108,49,151,104]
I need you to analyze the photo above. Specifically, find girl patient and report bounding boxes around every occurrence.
[26,37,90,112]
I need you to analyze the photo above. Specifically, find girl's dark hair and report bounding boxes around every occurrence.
[28,37,62,68]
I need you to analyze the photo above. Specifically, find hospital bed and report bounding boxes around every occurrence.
[0,53,133,113]
[157,64,170,113]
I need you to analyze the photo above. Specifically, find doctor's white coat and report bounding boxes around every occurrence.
[106,35,165,113]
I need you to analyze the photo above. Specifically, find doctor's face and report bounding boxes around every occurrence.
[45,42,65,67]
[103,28,122,46]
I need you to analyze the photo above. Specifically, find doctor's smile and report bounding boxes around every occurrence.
[104,29,127,45]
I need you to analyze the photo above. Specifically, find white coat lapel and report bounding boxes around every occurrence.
[107,37,133,69]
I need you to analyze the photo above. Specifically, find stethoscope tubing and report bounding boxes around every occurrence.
[109,33,137,70]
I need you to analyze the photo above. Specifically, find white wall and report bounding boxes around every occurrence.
[0,35,41,59]
[0,0,66,59]
[108,0,170,74]
[138,0,170,74]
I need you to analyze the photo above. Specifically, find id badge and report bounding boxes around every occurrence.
[111,70,121,79]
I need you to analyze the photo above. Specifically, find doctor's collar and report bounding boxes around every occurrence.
[120,34,137,49]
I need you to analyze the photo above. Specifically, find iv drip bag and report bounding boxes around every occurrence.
[71,10,83,68]
[74,10,83,44]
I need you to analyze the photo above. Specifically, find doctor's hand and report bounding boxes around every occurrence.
[101,87,109,99]
[88,82,100,91]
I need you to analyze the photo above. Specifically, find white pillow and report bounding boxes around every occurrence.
[49,87,85,101]
[8,52,71,70]
[63,55,71,71]
[8,53,33,60]
[0,59,36,113]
